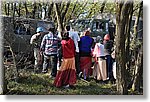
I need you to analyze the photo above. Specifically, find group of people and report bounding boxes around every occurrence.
[30,25,116,89]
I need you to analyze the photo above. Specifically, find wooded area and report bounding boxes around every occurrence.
[1,0,143,95]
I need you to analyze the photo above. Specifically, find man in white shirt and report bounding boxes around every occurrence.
[65,25,82,78]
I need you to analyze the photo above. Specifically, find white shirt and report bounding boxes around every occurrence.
[93,43,105,57]
[68,31,80,52]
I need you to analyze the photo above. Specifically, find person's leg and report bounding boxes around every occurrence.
[105,55,109,78]
[107,55,113,80]
[42,55,49,73]
[34,48,39,72]
[75,52,80,75]
[50,55,58,77]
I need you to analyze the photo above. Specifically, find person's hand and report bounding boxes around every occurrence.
[40,51,43,55]
[94,57,98,64]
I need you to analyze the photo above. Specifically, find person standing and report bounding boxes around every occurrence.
[103,34,113,80]
[65,25,81,77]
[93,36,107,82]
[79,30,94,80]
[54,32,76,88]
[40,26,60,78]
[30,27,44,72]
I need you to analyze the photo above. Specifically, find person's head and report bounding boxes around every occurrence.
[84,30,90,36]
[96,36,103,43]
[36,27,44,35]
[48,27,55,33]
[104,34,110,41]
[47,24,55,33]
[62,31,69,40]
[65,25,70,31]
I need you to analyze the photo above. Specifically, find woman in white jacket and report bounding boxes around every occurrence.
[93,36,107,82]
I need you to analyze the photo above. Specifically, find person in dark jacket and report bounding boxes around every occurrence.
[103,34,113,81]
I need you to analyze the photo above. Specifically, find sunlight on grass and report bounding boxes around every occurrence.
[7,73,118,95]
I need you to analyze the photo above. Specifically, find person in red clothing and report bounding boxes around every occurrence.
[54,32,76,88]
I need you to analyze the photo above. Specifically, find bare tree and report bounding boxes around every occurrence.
[54,2,70,32]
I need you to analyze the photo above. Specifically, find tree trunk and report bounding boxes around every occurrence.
[131,1,143,92]
[134,1,143,39]
[54,3,63,32]
[61,2,70,22]
[115,0,133,95]
[132,44,143,92]
[24,2,29,18]
[15,2,21,17]
[125,3,133,68]
[32,2,37,19]
[100,0,107,13]
[7,3,10,16]
[4,3,8,15]
[47,3,53,19]
[54,2,70,32]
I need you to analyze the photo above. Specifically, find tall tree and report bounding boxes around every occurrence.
[54,1,70,32]
[115,0,134,95]
[131,1,143,92]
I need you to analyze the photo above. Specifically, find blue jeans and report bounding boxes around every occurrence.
[42,54,58,77]
[105,55,113,79]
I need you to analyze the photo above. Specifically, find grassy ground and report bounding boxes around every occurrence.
[6,71,119,95]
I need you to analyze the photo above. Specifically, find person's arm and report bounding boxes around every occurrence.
[93,43,98,57]
[30,34,36,44]
[40,35,46,52]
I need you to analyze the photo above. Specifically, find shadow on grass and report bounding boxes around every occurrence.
[7,73,117,95]
[18,73,54,87]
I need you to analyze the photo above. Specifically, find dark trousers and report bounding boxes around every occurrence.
[42,54,58,77]
[75,52,80,75]
[106,55,113,79]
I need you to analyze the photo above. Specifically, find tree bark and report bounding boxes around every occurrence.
[132,44,143,92]
[7,3,10,16]
[100,0,107,13]
[125,3,133,68]
[54,3,64,32]
[47,3,53,19]
[131,1,143,92]
[54,2,70,32]
[115,0,133,95]
[4,3,8,15]
[61,2,70,22]
[32,2,37,19]
[15,2,21,17]
[24,1,29,18]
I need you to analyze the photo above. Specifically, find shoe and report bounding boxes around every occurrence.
[78,72,83,78]
[49,76,55,79]
[63,84,70,89]
[42,71,48,74]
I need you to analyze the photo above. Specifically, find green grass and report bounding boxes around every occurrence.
[6,72,118,95]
